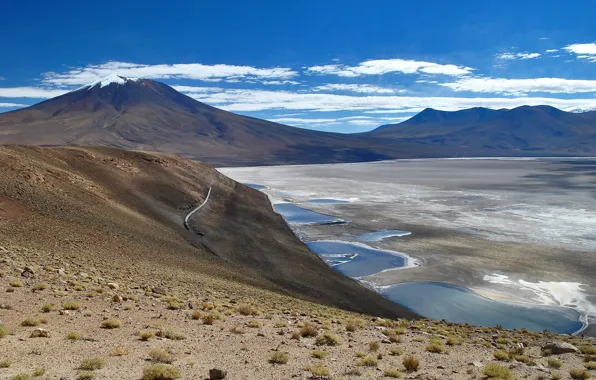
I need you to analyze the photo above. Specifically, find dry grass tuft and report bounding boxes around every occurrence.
[482,363,513,380]
[316,332,342,346]
[402,355,420,372]
[142,364,181,380]
[78,357,106,371]
[149,348,174,364]
[101,318,122,329]
[269,351,289,364]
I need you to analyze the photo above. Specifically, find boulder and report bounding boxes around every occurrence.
[30,328,51,338]
[542,342,580,354]
[112,294,123,303]
[107,282,119,290]
[209,368,227,379]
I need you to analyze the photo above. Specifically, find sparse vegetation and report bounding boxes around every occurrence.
[309,362,330,377]
[142,364,181,380]
[163,328,185,340]
[32,368,46,377]
[300,322,318,337]
[389,347,403,356]
[402,355,420,372]
[316,332,342,346]
[21,317,41,327]
[356,356,378,367]
[482,363,513,380]
[11,374,32,380]
[77,372,94,380]
[0,360,11,368]
[33,283,49,291]
[580,345,596,355]
[311,350,328,359]
[584,362,596,370]
[63,300,83,310]
[269,351,289,364]
[0,325,7,338]
[113,345,128,356]
[10,278,23,287]
[67,331,82,340]
[41,303,54,313]
[274,321,288,328]
[369,341,380,351]
[383,369,403,378]
[493,350,510,361]
[425,340,445,353]
[570,368,591,379]
[78,357,106,370]
[201,313,216,325]
[236,303,258,316]
[230,324,246,334]
[149,348,174,364]
[139,330,154,340]
[246,320,261,328]
[101,318,122,329]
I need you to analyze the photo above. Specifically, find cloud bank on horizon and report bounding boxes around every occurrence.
[1,10,596,133]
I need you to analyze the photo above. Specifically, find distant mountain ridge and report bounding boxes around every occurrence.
[368,105,596,154]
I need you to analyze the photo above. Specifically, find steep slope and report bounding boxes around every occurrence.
[0,76,444,166]
[0,145,416,318]
[368,106,596,154]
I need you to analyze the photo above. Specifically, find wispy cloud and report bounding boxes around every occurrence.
[0,102,28,108]
[261,80,301,85]
[313,83,401,94]
[0,87,68,98]
[42,61,298,86]
[497,52,541,60]
[267,115,410,128]
[438,77,596,95]
[307,58,473,77]
[545,49,559,53]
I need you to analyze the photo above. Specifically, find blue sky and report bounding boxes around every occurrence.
[1,0,596,133]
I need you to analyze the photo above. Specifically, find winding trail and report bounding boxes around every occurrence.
[184,187,212,230]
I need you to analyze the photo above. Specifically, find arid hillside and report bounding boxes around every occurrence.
[0,145,412,317]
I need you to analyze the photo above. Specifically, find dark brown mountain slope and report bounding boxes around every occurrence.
[0,76,446,166]
[0,145,416,318]
[368,106,596,154]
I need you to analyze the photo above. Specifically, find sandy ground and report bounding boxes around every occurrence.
[220,158,596,336]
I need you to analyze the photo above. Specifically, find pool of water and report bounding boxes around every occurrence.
[358,230,411,242]
[381,282,583,334]
[305,198,351,205]
[307,240,412,277]
[274,203,345,225]
[244,183,266,190]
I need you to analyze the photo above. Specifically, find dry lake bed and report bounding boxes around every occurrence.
[220,158,596,336]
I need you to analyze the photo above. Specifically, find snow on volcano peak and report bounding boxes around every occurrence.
[75,74,141,91]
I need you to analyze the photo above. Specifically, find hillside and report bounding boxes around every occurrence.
[0,145,414,318]
[0,76,446,166]
[368,106,596,155]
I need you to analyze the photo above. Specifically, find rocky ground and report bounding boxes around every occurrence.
[1,245,596,380]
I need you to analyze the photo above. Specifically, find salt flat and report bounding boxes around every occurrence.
[221,158,596,335]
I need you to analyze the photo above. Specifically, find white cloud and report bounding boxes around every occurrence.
[545,49,559,53]
[177,85,596,114]
[497,52,541,60]
[439,77,596,95]
[307,58,473,77]
[564,43,596,55]
[0,87,68,98]
[0,102,27,108]
[313,83,400,94]
[267,115,410,128]
[42,61,298,86]
[261,80,301,85]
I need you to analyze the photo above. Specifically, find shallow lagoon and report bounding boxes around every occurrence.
[274,203,345,225]
[381,282,583,334]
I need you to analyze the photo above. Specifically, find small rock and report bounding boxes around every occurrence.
[107,282,119,290]
[257,332,265,337]
[57,268,66,276]
[30,328,51,338]
[113,294,123,303]
[381,339,391,344]
[209,368,227,379]
[21,266,35,277]
[152,287,166,295]
[59,310,70,316]
[542,342,580,354]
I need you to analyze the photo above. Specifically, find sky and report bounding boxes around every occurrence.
[1,0,596,133]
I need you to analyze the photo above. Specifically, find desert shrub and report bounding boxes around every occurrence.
[230,325,246,334]
[552,372,562,380]
[163,329,185,340]
[310,362,330,377]
[269,351,289,364]
[493,350,510,361]
[236,303,258,316]
[0,360,11,368]
[9,278,23,287]
[508,346,525,356]
[63,300,83,310]
[67,331,82,340]
[547,358,563,369]
[191,311,201,320]
[201,313,216,325]
[77,372,94,380]
[101,318,121,329]
[383,369,403,378]
[149,348,173,364]
[246,320,261,328]
[139,330,154,341]
[41,304,54,313]
[311,350,328,359]
[316,332,342,346]
[356,356,378,367]
[389,347,403,356]
[11,374,31,380]
[33,283,49,291]
[0,325,7,338]
[514,355,536,366]
[402,355,420,372]
[274,321,288,328]
[482,363,513,380]
[369,341,380,352]
[300,322,318,337]
[446,336,462,345]
[32,368,45,377]
[78,357,106,370]
[570,368,591,379]
[21,317,41,327]
[580,345,596,355]
[584,361,596,370]
[113,346,128,356]
[426,341,444,353]
[142,364,181,380]
[290,330,301,340]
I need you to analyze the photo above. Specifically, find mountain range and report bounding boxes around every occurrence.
[0,75,595,165]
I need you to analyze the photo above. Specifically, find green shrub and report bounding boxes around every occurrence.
[142,364,181,380]
[356,356,378,367]
[101,318,121,329]
[570,368,591,379]
[584,362,596,370]
[482,363,513,380]
[309,362,330,377]
[21,317,41,327]
[41,304,54,313]
[33,283,49,291]
[163,329,185,340]
[493,350,510,361]
[246,320,261,328]
[311,350,328,359]
[67,331,82,340]
[0,325,7,338]
[63,300,83,310]
[425,341,444,353]
[139,330,154,341]
[9,278,23,287]
[547,358,563,369]
[32,368,45,377]
[383,369,403,378]
[149,348,173,364]
[0,360,11,368]
[580,345,596,355]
